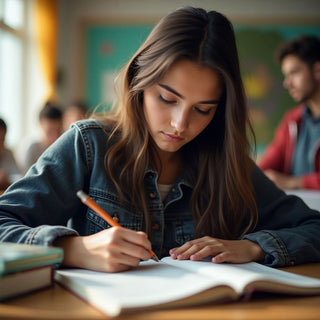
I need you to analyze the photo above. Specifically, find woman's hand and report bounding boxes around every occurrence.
[169,236,265,264]
[54,227,152,273]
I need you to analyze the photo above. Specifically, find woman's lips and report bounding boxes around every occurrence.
[162,132,184,142]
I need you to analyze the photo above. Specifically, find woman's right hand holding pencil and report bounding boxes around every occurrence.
[54,228,153,273]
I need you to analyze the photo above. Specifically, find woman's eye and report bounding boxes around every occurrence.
[195,107,211,115]
[159,95,175,104]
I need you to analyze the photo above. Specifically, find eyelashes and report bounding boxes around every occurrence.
[195,108,211,115]
[159,94,175,104]
[158,95,213,115]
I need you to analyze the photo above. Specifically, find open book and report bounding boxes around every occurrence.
[55,257,320,317]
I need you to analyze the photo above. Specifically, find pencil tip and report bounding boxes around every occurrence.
[152,254,160,262]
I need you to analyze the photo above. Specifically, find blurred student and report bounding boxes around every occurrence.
[63,101,88,131]
[258,35,320,190]
[0,118,22,190]
[18,101,63,173]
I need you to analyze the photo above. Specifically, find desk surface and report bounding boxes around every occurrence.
[1,263,320,320]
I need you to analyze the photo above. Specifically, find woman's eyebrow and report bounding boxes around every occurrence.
[159,83,183,98]
[158,83,220,104]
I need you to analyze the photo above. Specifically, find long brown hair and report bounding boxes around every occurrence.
[101,6,257,239]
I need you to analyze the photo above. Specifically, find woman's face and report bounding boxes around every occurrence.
[143,59,223,154]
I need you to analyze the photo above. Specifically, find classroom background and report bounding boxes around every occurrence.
[0,0,320,156]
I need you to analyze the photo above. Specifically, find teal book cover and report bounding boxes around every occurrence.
[0,242,63,276]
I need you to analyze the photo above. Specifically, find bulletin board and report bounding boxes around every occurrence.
[82,20,320,150]
[84,23,153,111]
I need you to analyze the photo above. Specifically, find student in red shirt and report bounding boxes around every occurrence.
[258,35,320,190]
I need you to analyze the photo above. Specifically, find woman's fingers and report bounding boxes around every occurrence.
[169,237,265,264]
[57,227,153,273]
[170,237,216,260]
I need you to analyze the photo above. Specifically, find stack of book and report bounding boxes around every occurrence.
[0,242,63,301]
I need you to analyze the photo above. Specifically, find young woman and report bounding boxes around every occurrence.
[0,7,319,273]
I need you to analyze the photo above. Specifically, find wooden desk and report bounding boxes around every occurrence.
[1,263,320,320]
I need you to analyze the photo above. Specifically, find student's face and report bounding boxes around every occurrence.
[40,118,63,147]
[281,54,318,103]
[143,59,222,155]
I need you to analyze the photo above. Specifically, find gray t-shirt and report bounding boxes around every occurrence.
[291,107,320,175]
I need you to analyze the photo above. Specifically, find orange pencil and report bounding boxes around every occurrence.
[76,190,159,262]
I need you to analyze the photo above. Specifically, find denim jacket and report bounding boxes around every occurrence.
[0,120,319,267]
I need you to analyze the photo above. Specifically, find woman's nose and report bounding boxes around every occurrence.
[170,108,189,132]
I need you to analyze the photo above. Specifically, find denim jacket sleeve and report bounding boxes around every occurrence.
[243,164,320,267]
[0,121,97,246]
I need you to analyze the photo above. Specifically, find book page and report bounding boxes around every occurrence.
[55,260,235,317]
[162,257,320,294]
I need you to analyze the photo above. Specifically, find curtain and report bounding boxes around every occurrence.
[34,0,58,101]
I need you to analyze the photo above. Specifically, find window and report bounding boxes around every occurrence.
[0,0,24,148]
[1,0,24,29]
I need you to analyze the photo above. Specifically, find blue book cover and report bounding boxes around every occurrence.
[0,242,63,276]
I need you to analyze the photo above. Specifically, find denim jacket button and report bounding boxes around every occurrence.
[112,213,119,223]
[149,191,156,199]
[152,223,160,230]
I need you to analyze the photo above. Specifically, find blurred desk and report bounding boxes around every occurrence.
[285,190,320,211]
[0,263,320,320]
